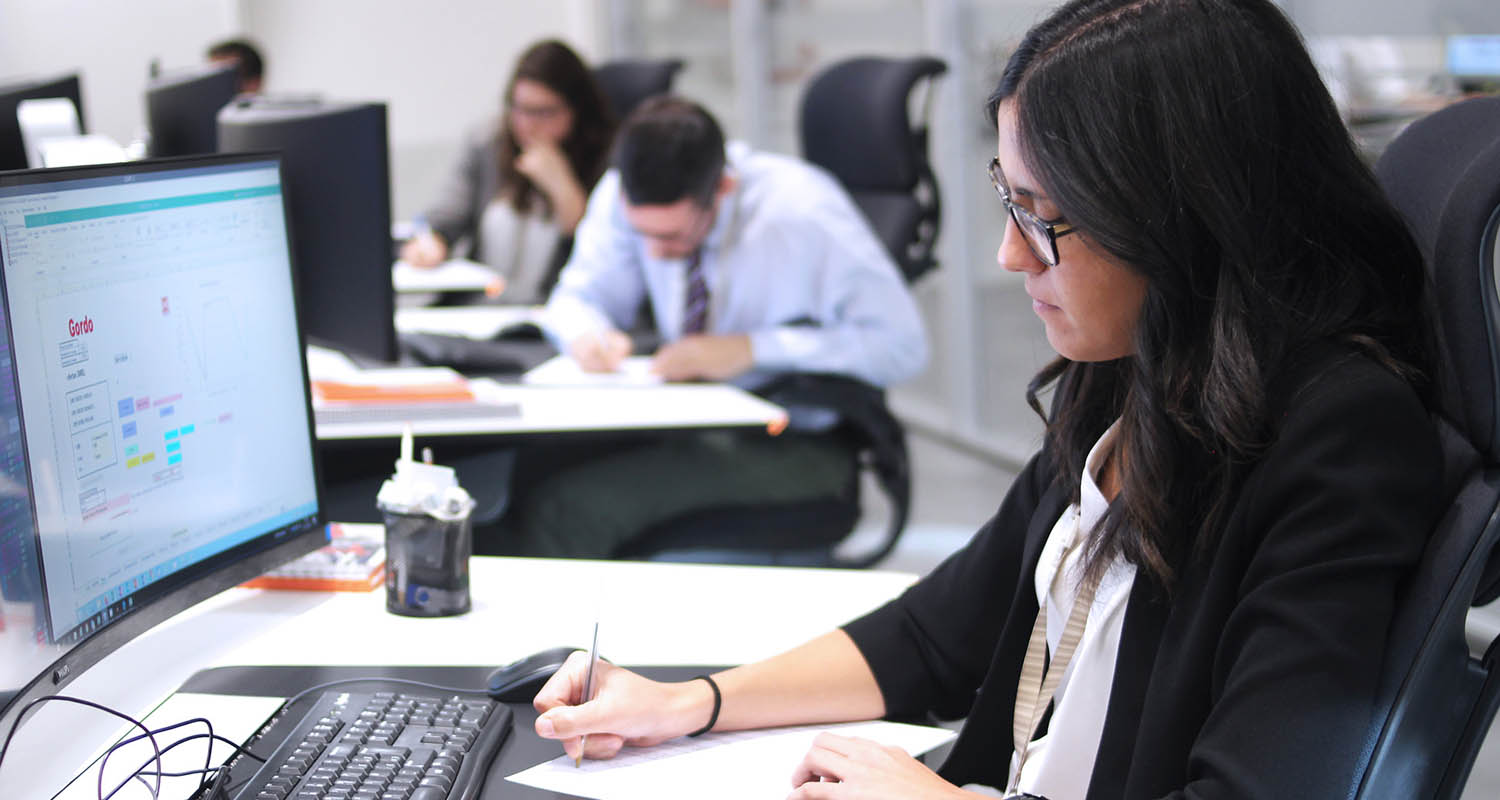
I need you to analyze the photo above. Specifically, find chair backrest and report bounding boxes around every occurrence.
[592,58,684,122]
[798,56,947,283]
[1356,96,1500,800]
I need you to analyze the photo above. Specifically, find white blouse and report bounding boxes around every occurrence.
[999,421,1137,799]
[478,199,561,306]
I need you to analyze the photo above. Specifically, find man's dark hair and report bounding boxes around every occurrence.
[206,38,264,84]
[613,96,725,207]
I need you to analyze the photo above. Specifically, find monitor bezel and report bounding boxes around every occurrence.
[0,152,328,740]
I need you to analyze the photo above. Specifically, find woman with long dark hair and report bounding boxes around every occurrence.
[402,40,614,304]
[521,2,1445,797]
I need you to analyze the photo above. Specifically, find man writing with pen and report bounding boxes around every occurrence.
[497,95,927,560]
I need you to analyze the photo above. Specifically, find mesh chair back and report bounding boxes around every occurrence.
[799,56,947,282]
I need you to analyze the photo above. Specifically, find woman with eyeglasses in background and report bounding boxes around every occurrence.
[525,1,1444,797]
[401,39,614,305]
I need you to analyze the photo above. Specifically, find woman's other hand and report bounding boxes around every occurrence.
[787,733,974,800]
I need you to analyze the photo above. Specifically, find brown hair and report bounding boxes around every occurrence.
[496,40,615,215]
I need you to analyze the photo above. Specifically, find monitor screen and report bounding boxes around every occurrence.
[0,73,85,171]
[1449,34,1500,79]
[218,99,397,362]
[0,154,325,738]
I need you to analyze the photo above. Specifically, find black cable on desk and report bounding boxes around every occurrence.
[104,731,264,800]
[99,715,217,798]
[0,695,165,800]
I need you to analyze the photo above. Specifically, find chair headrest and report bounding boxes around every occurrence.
[799,56,947,193]
[592,59,685,121]
[1375,97,1500,457]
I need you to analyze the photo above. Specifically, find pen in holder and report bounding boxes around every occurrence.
[376,427,476,617]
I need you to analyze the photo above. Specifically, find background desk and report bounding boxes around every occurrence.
[314,382,788,442]
[3,555,918,798]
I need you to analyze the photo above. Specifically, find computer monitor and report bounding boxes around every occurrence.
[217,99,397,363]
[0,73,85,171]
[145,64,239,158]
[0,154,326,747]
[1448,34,1500,93]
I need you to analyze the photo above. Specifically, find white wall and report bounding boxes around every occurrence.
[0,0,603,219]
[0,0,240,145]
[239,0,603,218]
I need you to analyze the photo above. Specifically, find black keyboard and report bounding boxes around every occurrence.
[234,689,512,800]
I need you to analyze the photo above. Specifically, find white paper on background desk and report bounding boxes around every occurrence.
[305,344,361,380]
[522,354,663,386]
[56,692,283,800]
[393,258,502,293]
[323,366,465,386]
[506,719,956,800]
[395,305,543,340]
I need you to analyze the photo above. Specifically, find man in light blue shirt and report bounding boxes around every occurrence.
[498,96,927,559]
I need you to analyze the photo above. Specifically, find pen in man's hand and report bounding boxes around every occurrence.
[576,621,600,767]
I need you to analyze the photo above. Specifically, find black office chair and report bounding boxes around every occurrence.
[592,58,684,122]
[615,372,911,568]
[800,55,948,283]
[1349,96,1500,799]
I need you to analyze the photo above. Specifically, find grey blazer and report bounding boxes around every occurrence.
[423,120,505,255]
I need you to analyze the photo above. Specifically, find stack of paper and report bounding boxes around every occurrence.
[241,524,385,592]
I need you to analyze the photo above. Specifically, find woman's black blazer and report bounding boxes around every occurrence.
[845,345,1444,799]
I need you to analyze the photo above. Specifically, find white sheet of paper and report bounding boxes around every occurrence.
[505,720,957,800]
[395,305,542,340]
[393,259,501,293]
[522,354,663,387]
[54,692,283,800]
[305,345,361,381]
[324,366,466,387]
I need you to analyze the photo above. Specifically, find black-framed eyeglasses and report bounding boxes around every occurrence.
[987,157,1077,267]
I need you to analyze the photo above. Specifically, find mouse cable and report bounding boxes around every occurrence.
[0,694,164,799]
[132,773,159,798]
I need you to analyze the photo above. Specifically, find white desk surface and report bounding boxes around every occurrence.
[393,258,501,294]
[2,553,917,798]
[315,380,789,440]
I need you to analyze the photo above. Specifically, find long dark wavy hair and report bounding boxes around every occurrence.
[496,40,615,215]
[988,0,1435,589]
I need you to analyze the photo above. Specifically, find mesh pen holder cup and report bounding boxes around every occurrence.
[379,484,475,618]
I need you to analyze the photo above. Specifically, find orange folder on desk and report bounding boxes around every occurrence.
[311,378,475,404]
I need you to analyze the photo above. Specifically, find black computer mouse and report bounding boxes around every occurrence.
[486,645,581,702]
